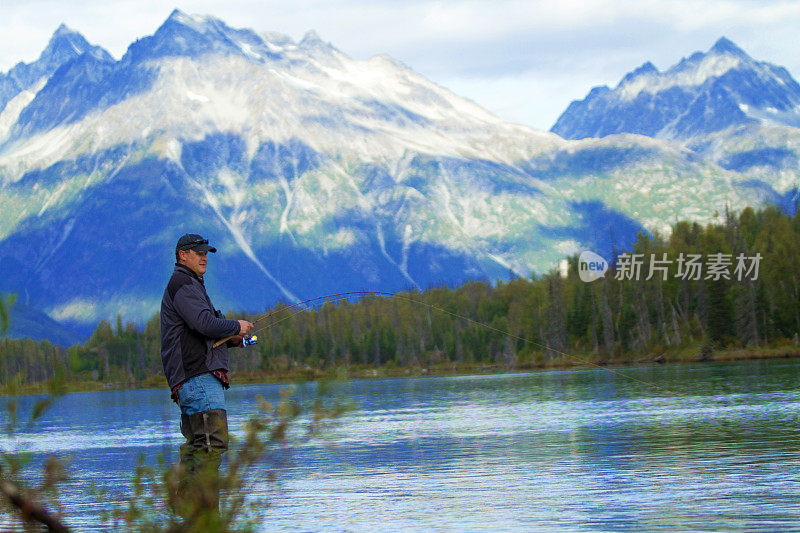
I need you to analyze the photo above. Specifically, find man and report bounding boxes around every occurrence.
[160,233,254,512]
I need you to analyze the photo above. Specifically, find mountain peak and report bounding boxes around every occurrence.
[299,29,342,57]
[165,8,215,30]
[710,37,749,58]
[167,8,185,20]
[33,24,113,71]
[43,24,91,56]
[638,61,658,74]
[551,36,800,140]
[619,61,658,86]
[53,23,77,37]
[300,30,324,46]
[120,9,296,67]
[0,22,113,113]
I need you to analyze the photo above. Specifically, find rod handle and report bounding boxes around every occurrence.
[212,336,233,349]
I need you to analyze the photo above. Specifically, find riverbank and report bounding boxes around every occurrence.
[2,343,799,396]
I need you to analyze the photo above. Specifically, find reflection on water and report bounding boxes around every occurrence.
[2,359,800,531]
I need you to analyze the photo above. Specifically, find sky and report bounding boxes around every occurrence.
[1,0,799,131]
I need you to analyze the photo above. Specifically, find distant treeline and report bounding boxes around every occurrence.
[2,205,800,387]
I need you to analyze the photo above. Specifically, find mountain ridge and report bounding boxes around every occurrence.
[0,17,792,339]
[552,36,800,140]
[0,25,112,116]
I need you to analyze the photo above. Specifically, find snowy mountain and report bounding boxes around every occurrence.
[551,38,800,201]
[552,37,800,140]
[0,14,782,337]
[0,24,113,115]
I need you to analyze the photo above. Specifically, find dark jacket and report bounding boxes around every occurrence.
[160,264,240,390]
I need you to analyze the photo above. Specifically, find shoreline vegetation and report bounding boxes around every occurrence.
[2,204,800,397]
[3,345,800,397]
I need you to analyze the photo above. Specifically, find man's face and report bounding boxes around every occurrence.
[179,249,208,276]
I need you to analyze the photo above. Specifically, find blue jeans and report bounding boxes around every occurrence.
[177,372,226,416]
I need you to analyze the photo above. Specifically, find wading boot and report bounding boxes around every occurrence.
[176,409,229,517]
[179,413,197,473]
[176,413,196,515]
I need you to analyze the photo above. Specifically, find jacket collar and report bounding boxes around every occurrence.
[174,263,204,284]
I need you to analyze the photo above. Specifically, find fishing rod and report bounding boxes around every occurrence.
[213,289,676,395]
[213,291,393,348]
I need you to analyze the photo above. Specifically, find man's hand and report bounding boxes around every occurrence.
[238,320,254,335]
[227,335,244,347]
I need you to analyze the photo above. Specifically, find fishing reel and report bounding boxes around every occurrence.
[242,334,259,347]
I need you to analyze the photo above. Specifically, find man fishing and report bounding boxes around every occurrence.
[160,233,254,513]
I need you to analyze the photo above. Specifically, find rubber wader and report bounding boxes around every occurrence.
[177,408,228,514]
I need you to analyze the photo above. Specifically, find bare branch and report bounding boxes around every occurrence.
[0,477,71,532]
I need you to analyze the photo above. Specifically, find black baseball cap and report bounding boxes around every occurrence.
[176,233,217,253]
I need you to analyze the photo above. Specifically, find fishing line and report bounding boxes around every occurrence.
[252,295,355,335]
[213,291,388,348]
[217,290,678,395]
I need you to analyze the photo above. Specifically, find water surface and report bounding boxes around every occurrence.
[2,359,800,531]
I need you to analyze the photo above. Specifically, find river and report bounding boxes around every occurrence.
[2,359,800,531]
